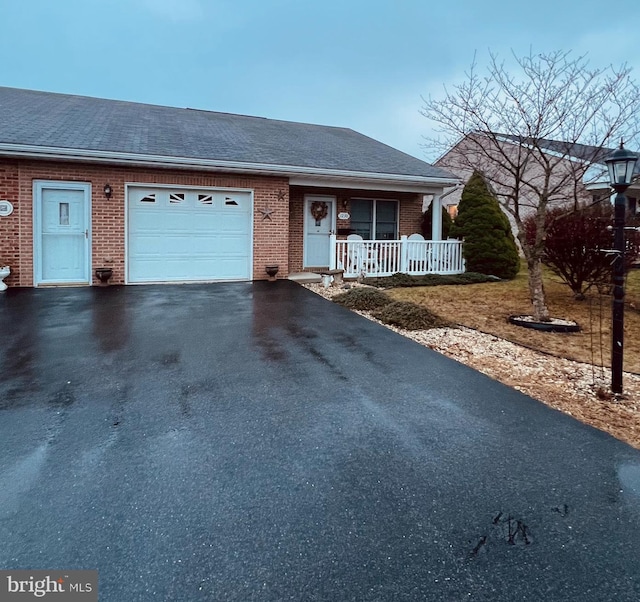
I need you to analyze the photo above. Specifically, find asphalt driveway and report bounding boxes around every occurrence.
[1,281,640,601]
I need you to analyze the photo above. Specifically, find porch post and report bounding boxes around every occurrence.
[400,235,408,273]
[431,194,442,241]
[329,234,337,270]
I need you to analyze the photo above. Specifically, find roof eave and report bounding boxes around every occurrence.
[0,143,459,191]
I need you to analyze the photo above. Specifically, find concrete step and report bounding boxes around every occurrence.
[287,272,322,283]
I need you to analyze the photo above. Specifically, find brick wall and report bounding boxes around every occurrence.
[0,161,20,284]
[398,193,423,235]
[288,186,422,272]
[0,158,426,287]
[288,188,305,272]
[0,159,289,287]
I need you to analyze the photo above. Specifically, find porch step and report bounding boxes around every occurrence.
[287,272,322,283]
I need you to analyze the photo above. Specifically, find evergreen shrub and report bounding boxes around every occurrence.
[332,287,392,310]
[372,301,450,330]
[449,171,520,279]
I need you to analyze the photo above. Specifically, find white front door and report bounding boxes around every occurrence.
[303,195,336,268]
[34,181,91,285]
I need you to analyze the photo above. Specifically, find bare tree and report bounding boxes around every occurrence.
[422,50,640,320]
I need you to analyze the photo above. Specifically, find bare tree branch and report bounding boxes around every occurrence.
[421,49,640,320]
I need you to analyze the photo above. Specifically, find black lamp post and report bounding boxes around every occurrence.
[604,141,638,394]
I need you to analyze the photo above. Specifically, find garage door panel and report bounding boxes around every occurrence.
[130,234,249,256]
[191,218,226,234]
[218,213,250,231]
[128,235,168,256]
[216,235,250,253]
[128,187,252,283]
[132,258,250,282]
[156,212,246,234]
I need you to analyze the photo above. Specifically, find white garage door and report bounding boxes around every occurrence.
[128,186,252,283]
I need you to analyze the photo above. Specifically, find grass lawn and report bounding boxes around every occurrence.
[389,267,640,374]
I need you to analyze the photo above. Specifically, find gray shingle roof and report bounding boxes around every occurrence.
[0,87,452,180]
[499,134,639,174]
[498,134,614,162]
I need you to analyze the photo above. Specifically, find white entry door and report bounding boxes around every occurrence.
[34,181,91,285]
[303,195,336,268]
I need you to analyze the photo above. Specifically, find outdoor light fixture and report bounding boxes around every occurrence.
[604,141,638,394]
[103,184,113,200]
[606,143,637,188]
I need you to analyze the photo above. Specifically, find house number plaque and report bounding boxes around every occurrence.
[338,212,350,220]
[0,200,14,217]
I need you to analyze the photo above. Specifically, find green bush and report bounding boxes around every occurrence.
[364,273,417,288]
[332,287,392,310]
[449,171,520,280]
[372,301,450,330]
[364,272,496,288]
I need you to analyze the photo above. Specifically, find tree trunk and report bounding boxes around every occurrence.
[513,198,552,322]
[526,256,551,321]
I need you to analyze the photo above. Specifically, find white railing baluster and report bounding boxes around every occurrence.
[400,235,408,273]
[330,234,337,270]
[330,238,464,278]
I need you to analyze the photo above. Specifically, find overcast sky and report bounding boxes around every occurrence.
[2,0,639,161]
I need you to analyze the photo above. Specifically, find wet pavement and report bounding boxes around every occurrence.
[1,281,640,601]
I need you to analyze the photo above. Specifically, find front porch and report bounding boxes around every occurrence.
[330,235,465,278]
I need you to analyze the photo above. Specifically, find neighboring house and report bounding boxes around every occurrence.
[435,133,640,233]
[0,87,458,288]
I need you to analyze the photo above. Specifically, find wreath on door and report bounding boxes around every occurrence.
[310,201,329,226]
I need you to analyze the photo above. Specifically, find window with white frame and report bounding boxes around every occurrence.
[350,199,398,240]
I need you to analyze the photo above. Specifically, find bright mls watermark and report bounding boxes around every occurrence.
[0,571,97,601]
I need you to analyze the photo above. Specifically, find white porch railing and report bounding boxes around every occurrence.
[330,235,465,278]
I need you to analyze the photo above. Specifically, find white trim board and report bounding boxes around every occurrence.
[0,142,459,188]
